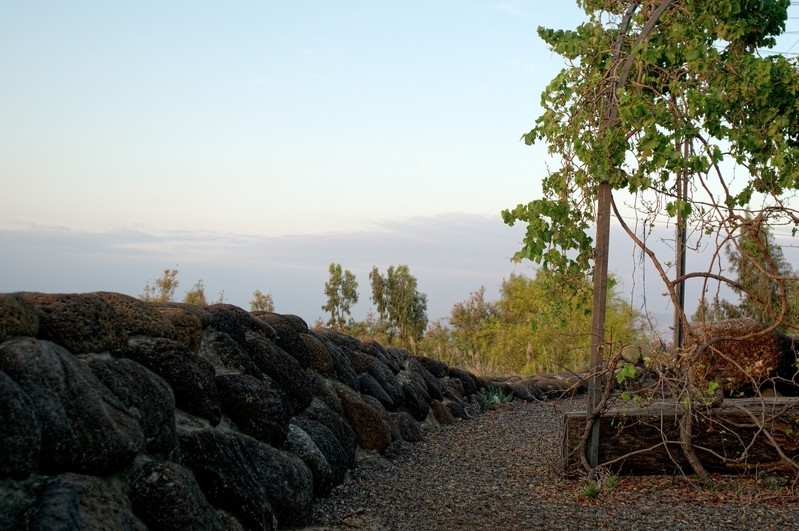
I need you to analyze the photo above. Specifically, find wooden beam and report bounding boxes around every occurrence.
[564,398,799,476]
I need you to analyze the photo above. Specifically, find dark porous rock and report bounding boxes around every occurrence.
[346,350,403,408]
[179,428,313,530]
[291,417,350,486]
[359,340,401,374]
[0,337,144,475]
[251,312,310,368]
[333,382,391,453]
[19,292,127,354]
[95,291,178,340]
[390,411,424,442]
[0,475,45,530]
[126,336,221,426]
[444,399,469,420]
[413,355,449,378]
[0,370,41,479]
[313,327,362,353]
[430,399,455,425]
[215,373,291,447]
[26,473,146,530]
[448,367,479,396]
[442,377,467,402]
[205,304,276,347]
[361,394,401,442]
[302,403,357,468]
[0,293,39,342]
[153,301,213,327]
[216,510,246,531]
[245,334,312,415]
[128,459,224,531]
[152,305,205,352]
[310,332,359,390]
[279,313,310,334]
[406,357,444,401]
[285,424,335,496]
[84,355,177,457]
[199,330,261,377]
[401,381,431,422]
[358,372,394,410]
[301,332,335,376]
[385,346,411,367]
[305,370,344,415]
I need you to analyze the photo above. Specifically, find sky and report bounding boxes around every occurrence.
[2,2,799,330]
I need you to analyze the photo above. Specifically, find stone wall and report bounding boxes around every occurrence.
[0,291,532,530]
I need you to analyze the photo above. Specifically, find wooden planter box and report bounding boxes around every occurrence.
[562,397,799,475]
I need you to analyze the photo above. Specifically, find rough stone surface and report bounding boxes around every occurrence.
[245,334,313,415]
[302,403,357,468]
[430,399,456,425]
[206,304,276,347]
[178,428,313,530]
[414,355,449,378]
[215,373,292,447]
[302,332,335,376]
[152,304,205,352]
[0,338,144,475]
[291,417,350,486]
[285,423,335,496]
[359,340,402,374]
[126,336,221,426]
[347,350,404,408]
[305,370,344,415]
[313,327,362,354]
[127,459,225,531]
[0,370,41,479]
[26,473,146,530]
[448,367,480,396]
[333,382,391,453]
[19,292,127,354]
[84,355,177,457]
[95,291,178,341]
[311,332,359,390]
[391,411,424,442]
[199,330,261,377]
[251,312,311,368]
[406,356,444,401]
[362,394,401,442]
[358,372,394,410]
[401,381,431,422]
[0,293,39,342]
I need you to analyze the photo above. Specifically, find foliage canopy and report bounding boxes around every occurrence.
[502,0,799,318]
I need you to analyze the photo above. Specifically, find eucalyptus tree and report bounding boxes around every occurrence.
[503,0,799,478]
[322,263,359,330]
[369,265,428,349]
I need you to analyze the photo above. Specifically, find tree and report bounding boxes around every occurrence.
[695,221,799,329]
[183,280,208,306]
[250,290,275,312]
[503,0,799,333]
[141,267,179,302]
[322,263,359,330]
[369,265,428,349]
[502,0,799,479]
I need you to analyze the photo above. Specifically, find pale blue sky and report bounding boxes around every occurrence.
[1,1,585,236]
[3,3,797,328]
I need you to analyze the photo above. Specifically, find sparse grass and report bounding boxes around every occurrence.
[480,386,515,410]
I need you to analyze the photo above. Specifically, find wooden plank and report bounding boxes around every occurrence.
[562,397,799,476]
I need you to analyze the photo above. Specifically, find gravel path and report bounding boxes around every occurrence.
[308,397,799,530]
